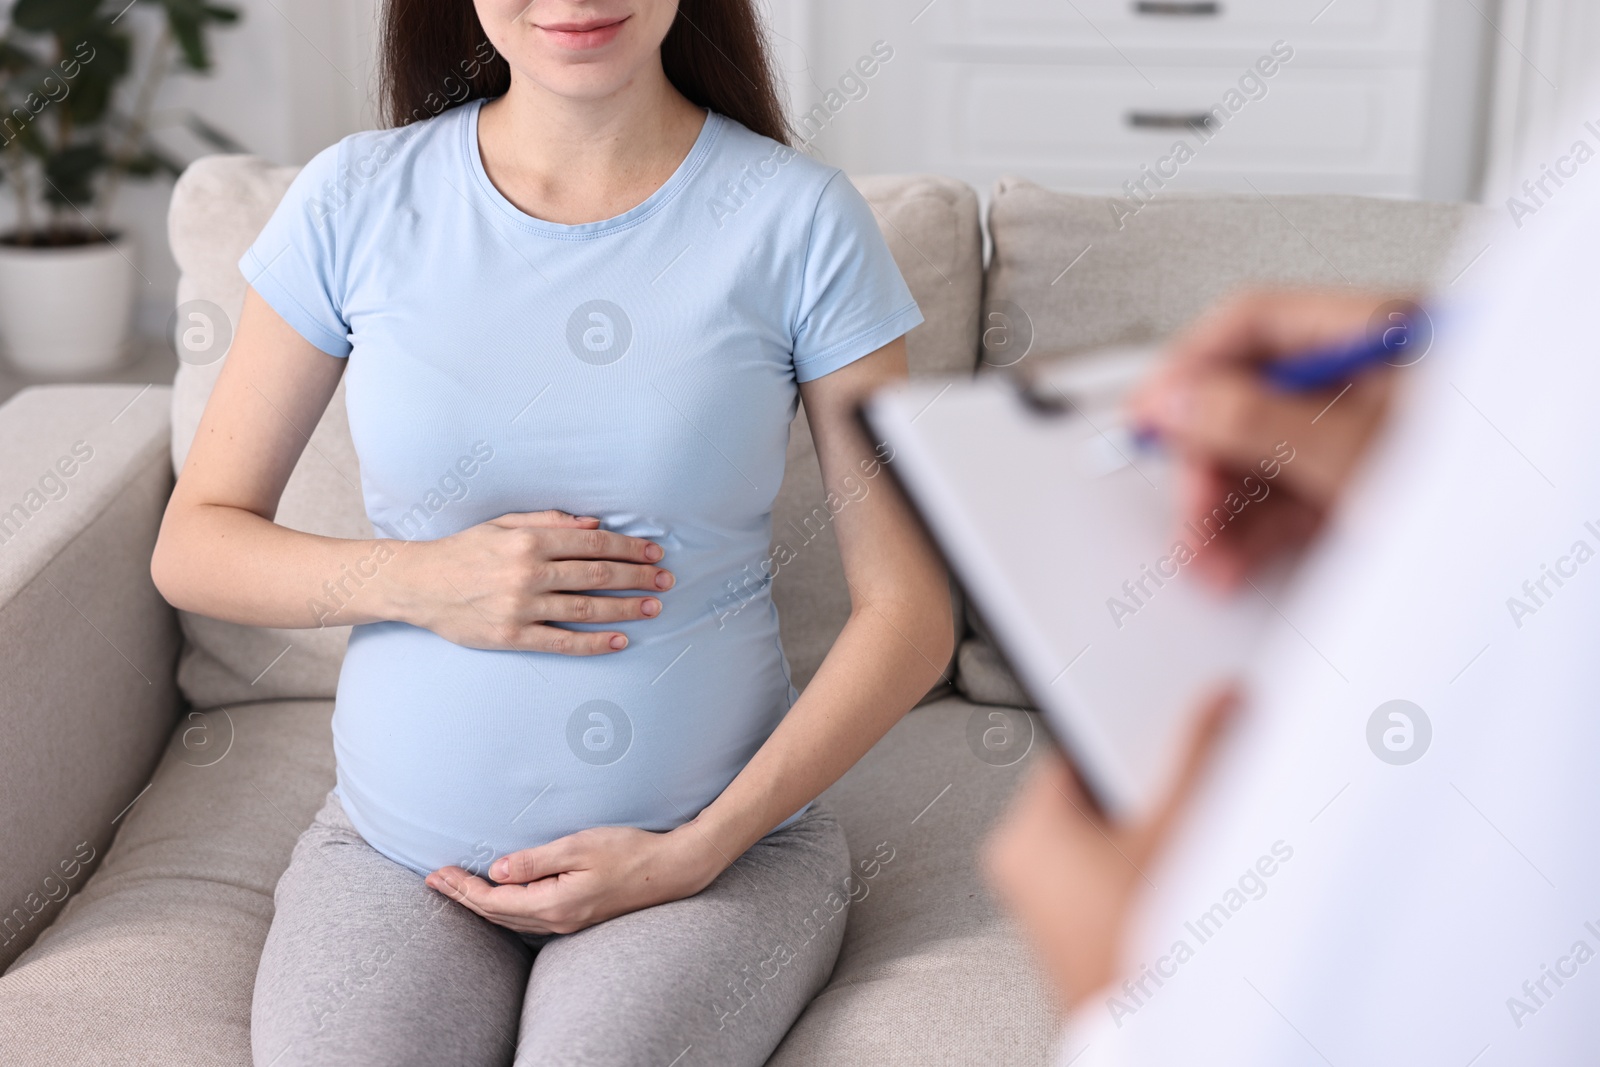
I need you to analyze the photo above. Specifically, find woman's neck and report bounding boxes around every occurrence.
[476,62,706,225]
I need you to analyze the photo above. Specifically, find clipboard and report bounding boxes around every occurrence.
[862,346,1284,819]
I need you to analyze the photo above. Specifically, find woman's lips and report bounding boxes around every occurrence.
[538,16,628,51]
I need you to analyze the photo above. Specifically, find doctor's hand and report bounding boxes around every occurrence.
[384,510,675,655]
[1127,291,1408,588]
[425,823,725,936]
[983,687,1237,1012]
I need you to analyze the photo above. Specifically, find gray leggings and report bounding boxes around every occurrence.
[252,790,851,1067]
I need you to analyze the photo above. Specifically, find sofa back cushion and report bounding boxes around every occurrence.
[166,155,981,709]
[984,178,1486,356]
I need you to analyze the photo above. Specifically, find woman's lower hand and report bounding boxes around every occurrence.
[384,510,675,655]
[424,823,726,936]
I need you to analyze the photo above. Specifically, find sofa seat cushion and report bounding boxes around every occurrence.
[0,696,1049,1066]
[0,700,335,1066]
[774,697,1054,1065]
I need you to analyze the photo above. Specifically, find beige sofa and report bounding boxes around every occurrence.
[0,153,1478,1065]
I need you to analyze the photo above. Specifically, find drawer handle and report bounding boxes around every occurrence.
[1127,111,1217,133]
[1134,1,1221,15]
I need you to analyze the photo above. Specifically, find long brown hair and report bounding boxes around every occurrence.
[379,2,790,144]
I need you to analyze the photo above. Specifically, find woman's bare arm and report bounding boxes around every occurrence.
[151,288,384,628]
[682,337,954,865]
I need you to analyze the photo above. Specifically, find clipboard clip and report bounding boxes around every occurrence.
[1009,367,1083,418]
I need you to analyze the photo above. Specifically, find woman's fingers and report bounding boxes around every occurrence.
[542,560,674,593]
[535,593,661,623]
[534,524,665,563]
[426,868,564,930]
[489,837,580,884]
[496,624,629,655]
[491,512,667,563]
[488,509,601,530]
[425,868,510,922]
[548,528,665,564]
[408,511,678,655]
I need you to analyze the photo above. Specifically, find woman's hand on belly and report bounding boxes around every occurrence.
[387,510,676,655]
[423,823,723,935]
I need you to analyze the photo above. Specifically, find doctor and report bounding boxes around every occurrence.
[986,105,1600,1063]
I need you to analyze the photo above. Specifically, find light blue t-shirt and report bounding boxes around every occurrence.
[241,99,922,876]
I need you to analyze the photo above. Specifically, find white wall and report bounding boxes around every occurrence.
[109,0,380,337]
[1481,0,1600,202]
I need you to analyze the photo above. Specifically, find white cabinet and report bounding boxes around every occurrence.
[785,0,1493,200]
[927,0,1430,53]
[938,64,1425,190]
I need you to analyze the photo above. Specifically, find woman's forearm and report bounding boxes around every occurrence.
[153,500,674,653]
[682,595,954,873]
[151,502,408,630]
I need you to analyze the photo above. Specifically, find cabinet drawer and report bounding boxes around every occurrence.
[932,64,1426,180]
[929,0,1432,54]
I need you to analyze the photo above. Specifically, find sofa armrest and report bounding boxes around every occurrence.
[0,384,181,972]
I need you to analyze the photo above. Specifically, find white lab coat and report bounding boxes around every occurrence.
[1060,91,1600,1066]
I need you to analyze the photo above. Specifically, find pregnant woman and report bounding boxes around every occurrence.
[149,2,952,1065]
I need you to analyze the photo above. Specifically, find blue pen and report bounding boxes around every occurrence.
[1132,303,1431,449]
[1263,305,1428,392]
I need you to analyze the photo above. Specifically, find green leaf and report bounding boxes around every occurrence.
[11,0,102,34]
[77,28,133,81]
[203,6,241,24]
[0,41,40,75]
[168,14,209,71]
[42,141,108,206]
[122,147,183,177]
[183,112,247,153]
[61,29,131,125]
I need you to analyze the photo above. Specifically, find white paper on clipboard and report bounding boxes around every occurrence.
[863,346,1288,820]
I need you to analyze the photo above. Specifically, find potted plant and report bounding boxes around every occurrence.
[0,0,239,376]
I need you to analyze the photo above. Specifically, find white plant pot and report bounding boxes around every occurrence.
[0,236,138,376]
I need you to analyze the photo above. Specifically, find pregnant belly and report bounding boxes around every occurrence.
[331,602,794,876]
